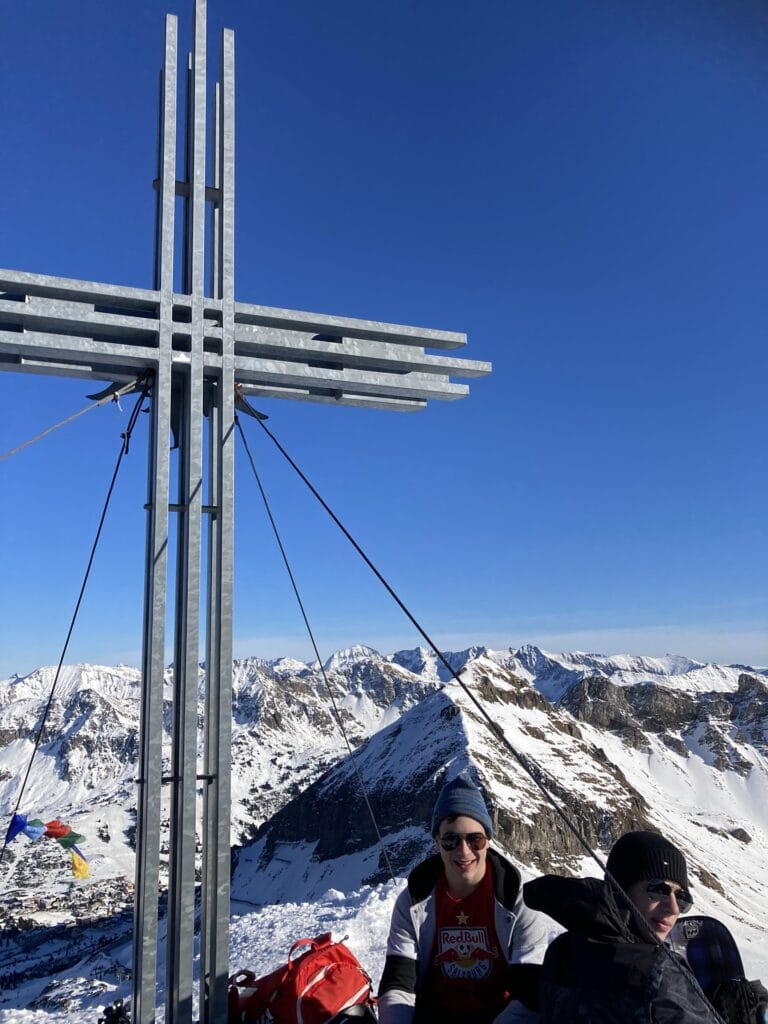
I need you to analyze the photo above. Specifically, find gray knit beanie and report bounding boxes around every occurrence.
[606,830,689,890]
[431,770,494,838]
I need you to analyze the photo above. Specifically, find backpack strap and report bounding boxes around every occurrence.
[286,932,333,967]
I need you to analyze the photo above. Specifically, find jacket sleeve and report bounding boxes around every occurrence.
[509,888,550,965]
[378,889,418,1024]
[651,955,725,1024]
[489,890,548,1023]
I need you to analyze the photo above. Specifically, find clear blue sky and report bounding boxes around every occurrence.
[1,0,766,678]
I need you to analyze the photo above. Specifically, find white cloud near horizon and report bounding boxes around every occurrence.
[232,622,767,669]
[4,623,764,681]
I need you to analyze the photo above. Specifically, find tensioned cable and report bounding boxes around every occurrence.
[235,414,398,886]
[0,379,143,464]
[237,404,727,1021]
[0,385,149,875]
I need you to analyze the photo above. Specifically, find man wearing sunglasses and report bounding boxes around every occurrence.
[378,770,549,1024]
[607,831,694,943]
[523,830,726,1023]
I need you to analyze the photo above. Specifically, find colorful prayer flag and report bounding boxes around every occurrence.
[71,845,89,879]
[56,831,84,850]
[6,813,27,843]
[23,818,47,841]
[44,819,72,839]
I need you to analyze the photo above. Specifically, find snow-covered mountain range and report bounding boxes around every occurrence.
[1,644,766,1019]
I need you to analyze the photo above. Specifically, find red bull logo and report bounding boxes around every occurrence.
[434,926,498,978]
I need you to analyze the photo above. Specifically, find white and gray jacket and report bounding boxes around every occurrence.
[378,849,549,1024]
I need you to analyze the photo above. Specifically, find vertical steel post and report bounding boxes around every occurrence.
[201,26,235,1022]
[166,2,207,1022]
[133,14,177,1024]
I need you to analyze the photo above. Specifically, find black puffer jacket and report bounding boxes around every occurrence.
[523,875,722,1024]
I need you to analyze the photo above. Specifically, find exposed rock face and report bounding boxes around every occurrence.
[730,827,752,844]
[556,672,768,776]
[559,675,645,749]
[56,690,138,785]
[731,674,768,750]
[560,675,698,736]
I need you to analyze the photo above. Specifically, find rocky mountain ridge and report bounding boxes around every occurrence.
[235,655,767,886]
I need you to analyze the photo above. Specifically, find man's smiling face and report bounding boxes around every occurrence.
[435,815,489,898]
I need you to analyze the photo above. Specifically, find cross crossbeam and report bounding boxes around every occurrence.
[0,3,490,1023]
[0,271,488,409]
[0,270,489,409]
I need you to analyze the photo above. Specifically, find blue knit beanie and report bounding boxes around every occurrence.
[431,770,494,838]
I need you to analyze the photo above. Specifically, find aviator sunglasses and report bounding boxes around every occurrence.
[439,832,488,852]
[645,879,693,914]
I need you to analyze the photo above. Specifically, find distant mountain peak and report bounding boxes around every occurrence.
[323,645,381,672]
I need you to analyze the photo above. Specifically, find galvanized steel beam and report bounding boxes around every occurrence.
[200,26,235,1024]
[133,14,177,1024]
[165,4,208,1021]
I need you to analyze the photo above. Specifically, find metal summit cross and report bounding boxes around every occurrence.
[0,3,489,1023]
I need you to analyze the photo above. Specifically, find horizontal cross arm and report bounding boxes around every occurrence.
[0,268,159,310]
[0,269,491,406]
[232,300,468,351]
[0,329,159,380]
[232,354,468,401]
[233,324,491,378]
[0,296,159,340]
[237,381,427,412]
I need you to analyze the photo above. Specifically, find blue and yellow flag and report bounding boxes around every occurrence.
[71,845,89,879]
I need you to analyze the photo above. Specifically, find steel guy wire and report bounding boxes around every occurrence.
[0,378,145,463]
[0,385,149,877]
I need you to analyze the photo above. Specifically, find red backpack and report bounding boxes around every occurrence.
[228,933,374,1024]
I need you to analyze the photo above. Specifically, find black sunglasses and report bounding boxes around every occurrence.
[645,879,693,914]
[438,832,488,852]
